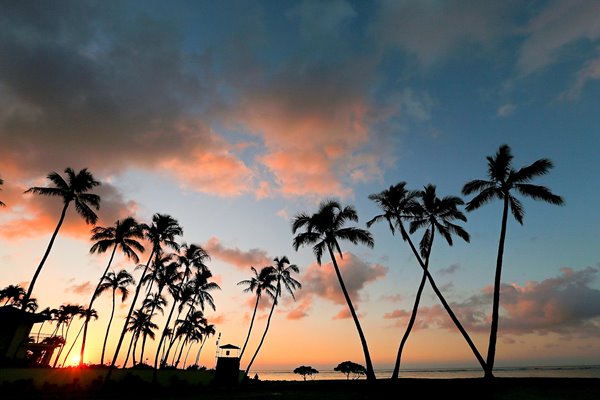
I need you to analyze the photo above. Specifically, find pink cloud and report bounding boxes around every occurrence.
[68,281,94,295]
[286,296,312,320]
[204,237,271,270]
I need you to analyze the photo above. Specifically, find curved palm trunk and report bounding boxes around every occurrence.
[22,203,69,311]
[36,320,46,343]
[61,322,85,367]
[244,287,278,376]
[194,337,207,366]
[80,245,118,366]
[100,290,117,365]
[391,261,429,378]
[53,319,74,368]
[393,223,487,375]
[183,342,194,368]
[327,245,376,382]
[175,337,187,367]
[485,197,509,378]
[240,294,261,359]
[107,249,155,380]
[123,332,135,368]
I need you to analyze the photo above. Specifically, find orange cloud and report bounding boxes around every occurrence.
[68,281,94,295]
[0,179,139,241]
[204,237,271,270]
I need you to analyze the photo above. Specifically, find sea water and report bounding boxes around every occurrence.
[252,365,600,381]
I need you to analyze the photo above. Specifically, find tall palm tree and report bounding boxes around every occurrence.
[368,182,486,378]
[126,308,158,366]
[244,256,301,377]
[35,307,55,342]
[138,293,168,362]
[23,168,101,311]
[292,200,376,381]
[173,310,206,367]
[0,177,5,207]
[462,144,564,378]
[396,185,480,375]
[108,213,182,376]
[154,244,210,371]
[95,269,135,365]
[60,307,98,367]
[237,266,276,359]
[80,217,145,366]
[52,304,84,367]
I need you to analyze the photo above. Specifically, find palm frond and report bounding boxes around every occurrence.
[514,183,564,205]
[509,195,524,224]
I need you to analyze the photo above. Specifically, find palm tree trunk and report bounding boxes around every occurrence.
[153,294,179,375]
[36,321,45,343]
[22,203,69,311]
[175,337,187,368]
[61,322,85,367]
[485,197,509,378]
[80,244,117,366]
[123,332,134,368]
[183,342,193,368]
[240,294,260,359]
[101,290,117,365]
[396,223,487,374]
[54,319,74,368]
[244,286,279,376]
[194,337,207,366]
[327,244,376,382]
[106,249,154,381]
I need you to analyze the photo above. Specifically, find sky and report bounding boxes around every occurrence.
[0,0,599,372]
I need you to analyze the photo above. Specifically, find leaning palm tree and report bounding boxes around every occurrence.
[237,266,276,359]
[126,308,158,366]
[244,256,301,377]
[23,168,101,311]
[52,304,84,367]
[1,284,25,306]
[80,217,145,366]
[60,307,98,367]
[0,177,5,207]
[396,184,479,375]
[108,214,182,375]
[292,199,376,381]
[462,144,564,378]
[95,269,135,365]
[368,182,486,378]
[193,323,216,367]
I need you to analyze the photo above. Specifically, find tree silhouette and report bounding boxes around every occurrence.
[108,213,182,376]
[368,183,486,377]
[244,256,301,377]
[95,269,135,365]
[237,266,276,359]
[462,144,564,378]
[294,365,319,381]
[334,361,366,380]
[292,199,376,382]
[23,168,100,311]
[80,217,144,366]
[1,284,26,306]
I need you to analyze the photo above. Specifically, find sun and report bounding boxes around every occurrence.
[70,355,81,366]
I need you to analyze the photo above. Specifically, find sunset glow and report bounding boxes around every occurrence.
[0,1,599,375]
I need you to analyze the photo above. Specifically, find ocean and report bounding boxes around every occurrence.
[252,365,600,381]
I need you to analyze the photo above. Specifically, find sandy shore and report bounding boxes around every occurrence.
[2,376,599,400]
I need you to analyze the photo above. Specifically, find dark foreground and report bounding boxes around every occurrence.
[2,377,599,400]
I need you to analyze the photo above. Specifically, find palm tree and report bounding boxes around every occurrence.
[52,304,84,367]
[237,266,276,359]
[173,310,206,367]
[60,307,98,367]
[292,199,376,381]
[368,182,486,378]
[244,256,301,377]
[126,308,158,366]
[0,177,5,207]
[80,217,145,366]
[138,293,168,362]
[154,244,210,371]
[95,269,135,365]
[1,284,26,306]
[193,323,216,366]
[22,168,101,311]
[108,213,182,376]
[396,184,481,375]
[35,307,55,342]
[462,144,564,378]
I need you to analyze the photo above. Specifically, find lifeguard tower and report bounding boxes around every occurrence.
[215,343,240,384]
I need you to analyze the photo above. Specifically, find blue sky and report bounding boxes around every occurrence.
[0,0,599,370]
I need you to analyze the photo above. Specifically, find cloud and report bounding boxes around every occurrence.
[497,103,517,117]
[438,263,460,275]
[68,281,93,295]
[300,252,387,318]
[286,0,356,40]
[286,296,312,320]
[0,179,139,241]
[562,54,600,99]
[204,237,271,270]
[371,0,513,66]
[381,294,403,303]
[389,266,600,337]
[517,0,600,75]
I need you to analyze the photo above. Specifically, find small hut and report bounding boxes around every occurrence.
[215,343,240,384]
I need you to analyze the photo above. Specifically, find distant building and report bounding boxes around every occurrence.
[215,343,240,384]
[0,306,59,366]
